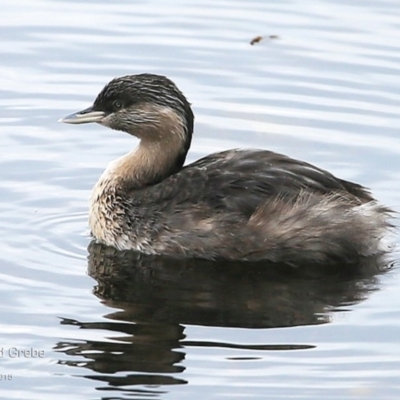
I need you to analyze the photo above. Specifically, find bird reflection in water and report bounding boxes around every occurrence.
[55,242,392,396]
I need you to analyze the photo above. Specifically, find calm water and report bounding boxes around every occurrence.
[1,0,400,398]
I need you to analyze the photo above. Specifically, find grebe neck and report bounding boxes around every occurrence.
[101,142,183,192]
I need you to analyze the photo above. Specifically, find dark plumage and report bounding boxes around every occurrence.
[60,73,393,265]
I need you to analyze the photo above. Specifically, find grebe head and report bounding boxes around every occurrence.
[60,74,194,170]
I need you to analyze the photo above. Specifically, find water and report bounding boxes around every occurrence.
[1,0,400,398]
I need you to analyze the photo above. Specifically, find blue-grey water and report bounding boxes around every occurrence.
[1,0,400,399]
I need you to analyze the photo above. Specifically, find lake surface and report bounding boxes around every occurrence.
[1,0,400,398]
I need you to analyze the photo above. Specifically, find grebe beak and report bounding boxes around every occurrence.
[58,106,105,124]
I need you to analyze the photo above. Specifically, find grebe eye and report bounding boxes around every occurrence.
[113,100,123,110]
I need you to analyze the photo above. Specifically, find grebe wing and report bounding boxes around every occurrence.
[132,149,373,217]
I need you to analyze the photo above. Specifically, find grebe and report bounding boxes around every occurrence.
[60,74,393,264]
